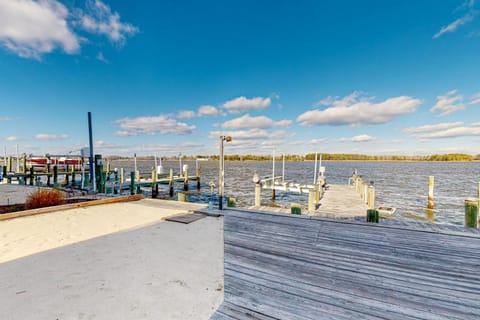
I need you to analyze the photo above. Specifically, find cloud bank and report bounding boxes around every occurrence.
[297,92,421,126]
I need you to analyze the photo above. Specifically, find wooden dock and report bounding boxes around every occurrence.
[315,184,367,218]
[210,209,480,320]
[250,183,367,218]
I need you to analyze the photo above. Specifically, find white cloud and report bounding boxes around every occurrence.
[222,114,292,129]
[403,122,464,134]
[433,14,475,38]
[222,96,271,114]
[198,105,220,117]
[35,133,69,140]
[340,134,375,142]
[96,51,109,63]
[0,116,13,121]
[209,129,287,141]
[298,92,421,126]
[351,134,375,142]
[114,115,196,136]
[430,90,465,116]
[470,92,480,105]
[5,136,20,142]
[308,138,328,144]
[78,0,138,44]
[94,140,120,149]
[177,110,196,119]
[433,1,477,39]
[418,125,480,139]
[0,0,80,59]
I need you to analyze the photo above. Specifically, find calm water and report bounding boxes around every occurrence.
[110,159,480,226]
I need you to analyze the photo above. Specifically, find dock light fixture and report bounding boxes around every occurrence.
[219,135,232,210]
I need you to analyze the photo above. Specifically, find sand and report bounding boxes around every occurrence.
[0,199,224,319]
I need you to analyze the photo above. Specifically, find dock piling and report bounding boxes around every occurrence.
[367,184,375,209]
[253,174,261,207]
[465,199,478,228]
[151,168,157,198]
[428,176,434,209]
[184,167,188,191]
[130,172,135,195]
[169,168,174,197]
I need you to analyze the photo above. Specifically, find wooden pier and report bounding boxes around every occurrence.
[210,209,480,320]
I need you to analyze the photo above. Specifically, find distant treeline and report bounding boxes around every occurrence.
[107,153,480,162]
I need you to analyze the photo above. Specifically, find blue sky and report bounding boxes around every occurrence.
[1,0,480,157]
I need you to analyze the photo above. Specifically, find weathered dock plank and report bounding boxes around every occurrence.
[315,184,366,218]
[211,209,480,320]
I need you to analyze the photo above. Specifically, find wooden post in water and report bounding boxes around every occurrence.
[22,155,26,174]
[71,165,75,186]
[271,149,276,201]
[29,167,34,186]
[367,185,375,209]
[253,173,261,207]
[130,172,135,195]
[178,192,187,202]
[196,166,201,190]
[169,168,174,197]
[184,167,189,191]
[428,176,434,209]
[53,165,58,187]
[7,156,12,173]
[465,199,478,228]
[151,168,157,198]
[367,209,379,223]
[120,168,125,184]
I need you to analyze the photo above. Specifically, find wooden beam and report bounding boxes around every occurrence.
[0,194,144,222]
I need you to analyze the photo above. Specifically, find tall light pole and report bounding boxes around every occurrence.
[219,135,232,210]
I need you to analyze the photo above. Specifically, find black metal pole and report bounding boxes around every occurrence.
[88,112,95,191]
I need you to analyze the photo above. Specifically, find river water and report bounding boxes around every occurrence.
[110,159,480,226]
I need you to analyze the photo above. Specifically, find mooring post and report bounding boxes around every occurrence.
[227,197,236,207]
[314,183,320,204]
[253,173,261,207]
[151,168,157,198]
[29,167,34,186]
[22,155,26,174]
[184,167,189,191]
[71,165,75,186]
[367,209,379,223]
[130,171,135,195]
[178,192,187,202]
[367,183,375,209]
[169,168,174,197]
[53,165,58,187]
[465,199,478,228]
[46,166,51,187]
[308,190,315,213]
[7,156,12,173]
[428,176,434,209]
[196,166,201,190]
[120,168,125,185]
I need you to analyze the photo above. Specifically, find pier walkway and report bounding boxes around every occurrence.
[210,209,480,320]
[315,184,366,218]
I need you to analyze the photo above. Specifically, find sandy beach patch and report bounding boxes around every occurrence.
[0,199,186,263]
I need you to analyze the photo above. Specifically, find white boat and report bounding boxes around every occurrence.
[377,206,396,215]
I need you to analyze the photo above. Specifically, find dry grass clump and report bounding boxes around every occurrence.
[25,189,65,209]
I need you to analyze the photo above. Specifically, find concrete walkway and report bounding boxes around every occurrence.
[0,200,223,320]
